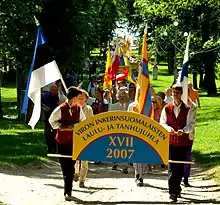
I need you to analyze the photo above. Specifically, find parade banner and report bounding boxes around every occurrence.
[73,111,169,164]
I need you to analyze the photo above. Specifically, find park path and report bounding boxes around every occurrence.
[0,162,219,205]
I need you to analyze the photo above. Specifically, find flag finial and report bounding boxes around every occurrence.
[34,16,40,26]
[144,23,148,34]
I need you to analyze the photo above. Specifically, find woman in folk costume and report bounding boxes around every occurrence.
[90,87,108,164]
[74,89,94,188]
[49,86,86,201]
[127,86,155,186]
[91,87,108,114]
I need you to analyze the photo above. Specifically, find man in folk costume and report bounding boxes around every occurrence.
[74,89,94,188]
[49,86,86,201]
[109,87,130,174]
[160,84,195,202]
[128,86,154,186]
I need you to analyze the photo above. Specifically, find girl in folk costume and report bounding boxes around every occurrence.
[91,87,108,165]
[49,87,86,201]
[74,90,94,188]
[127,87,148,186]
[91,87,108,115]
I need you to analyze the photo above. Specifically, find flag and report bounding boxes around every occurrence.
[119,46,125,66]
[22,27,63,129]
[125,37,132,58]
[176,32,191,104]
[124,56,135,84]
[139,33,153,117]
[110,40,120,80]
[103,48,112,89]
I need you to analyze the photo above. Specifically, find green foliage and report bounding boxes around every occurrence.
[133,0,220,95]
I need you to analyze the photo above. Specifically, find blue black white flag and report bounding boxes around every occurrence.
[177,32,191,104]
[21,27,63,129]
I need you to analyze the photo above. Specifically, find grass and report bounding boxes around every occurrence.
[0,85,47,165]
[0,69,220,184]
[149,66,220,183]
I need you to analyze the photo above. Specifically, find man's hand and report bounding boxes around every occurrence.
[176,129,184,136]
[169,128,175,133]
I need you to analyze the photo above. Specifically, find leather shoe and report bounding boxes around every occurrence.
[177,194,181,198]
[136,178,144,187]
[169,194,177,202]
[65,195,74,201]
[123,168,128,174]
[112,165,117,170]
[184,183,192,187]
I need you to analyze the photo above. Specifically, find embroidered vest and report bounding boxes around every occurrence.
[165,103,192,146]
[55,102,80,145]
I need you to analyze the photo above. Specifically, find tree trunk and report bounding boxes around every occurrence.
[0,70,3,119]
[201,15,217,96]
[192,72,198,90]
[199,72,205,89]
[16,65,21,119]
[167,46,175,75]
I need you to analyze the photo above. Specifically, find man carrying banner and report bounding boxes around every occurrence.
[160,84,195,202]
[49,86,86,201]
[109,87,129,174]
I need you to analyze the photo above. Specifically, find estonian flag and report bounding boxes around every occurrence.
[21,26,63,129]
[177,32,191,104]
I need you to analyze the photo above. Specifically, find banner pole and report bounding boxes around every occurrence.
[47,154,195,164]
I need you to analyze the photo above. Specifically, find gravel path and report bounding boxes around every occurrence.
[0,162,219,205]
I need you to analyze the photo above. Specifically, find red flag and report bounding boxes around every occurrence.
[110,41,120,80]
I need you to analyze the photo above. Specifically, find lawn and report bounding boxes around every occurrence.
[0,68,220,183]
[0,85,47,165]
[150,66,220,182]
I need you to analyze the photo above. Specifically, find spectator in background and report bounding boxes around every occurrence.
[188,82,201,108]
[128,82,136,104]
[91,87,108,115]
[157,91,167,108]
[103,88,112,104]
[152,96,163,123]
[56,80,67,103]
[87,77,97,98]
[164,88,173,104]
[41,84,60,153]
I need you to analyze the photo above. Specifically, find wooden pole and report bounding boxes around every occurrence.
[47,154,195,164]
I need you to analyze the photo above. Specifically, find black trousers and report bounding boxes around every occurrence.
[44,121,57,153]
[58,143,76,196]
[168,145,187,195]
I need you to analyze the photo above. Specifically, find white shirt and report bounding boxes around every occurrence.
[164,96,173,104]
[109,102,128,111]
[82,105,94,118]
[127,101,139,112]
[188,100,197,140]
[160,101,196,134]
[58,91,67,103]
[49,102,86,129]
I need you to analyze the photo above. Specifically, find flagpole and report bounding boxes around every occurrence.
[33,16,68,93]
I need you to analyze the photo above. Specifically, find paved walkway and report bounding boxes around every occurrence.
[0,162,219,205]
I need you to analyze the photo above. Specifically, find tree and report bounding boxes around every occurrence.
[134,0,220,95]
